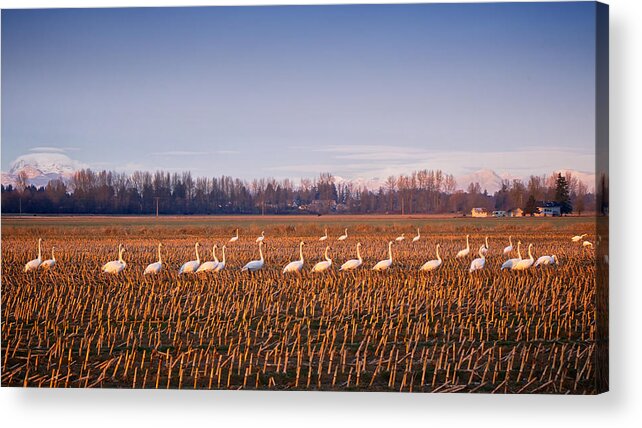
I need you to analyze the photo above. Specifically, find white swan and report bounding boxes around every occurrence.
[197,244,219,273]
[480,236,490,256]
[456,235,470,258]
[572,234,587,242]
[144,243,163,275]
[40,246,56,270]
[256,231,265,243]
[513,243,535,271]
[319,228,328,241]
[24,238,43,272]
[373,241,394,271]
[535,254,558,267]
[179,242,201,274]
[311,246,332,273]
[583,241,593,248]
[242,241,265,272]
[420,244,442,272]
[102,244,126,274]
[338,228,348,241]
[340,242,362,271]
[469,245,486,273]
[283,241,305,273]
[503,236,513,255]
[283,241,305,274]
[395,233,405,242]
[229,229,239,243]
[501,241,522,270]
[214,245,226,272]
[412,228,421,243]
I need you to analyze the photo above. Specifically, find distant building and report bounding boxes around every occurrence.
[507,208,523,217]
[492,210,507,217]
[471,207,488,218]
[535,201,561,217]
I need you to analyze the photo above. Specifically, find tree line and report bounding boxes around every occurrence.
[1,168,595,216]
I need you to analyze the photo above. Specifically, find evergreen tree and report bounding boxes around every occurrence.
[554,173,573,215]
[524,194,538,216]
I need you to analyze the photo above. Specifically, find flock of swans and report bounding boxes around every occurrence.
[23,228,593,275]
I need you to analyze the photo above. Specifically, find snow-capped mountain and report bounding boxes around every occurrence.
[455,168,595,193]
[456,169,506,193]
[1,152,86,188]
[334,176,386,191]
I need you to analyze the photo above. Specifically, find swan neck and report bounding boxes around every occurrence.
[52,248,56,261]
[356,244,361,261]
[38,239,42,259]
[299,242,304,262]
[259,243,264,261]
[158,244,162,263]
[195,244,200,263]
[388,242,393,261]
[436,245,441,261]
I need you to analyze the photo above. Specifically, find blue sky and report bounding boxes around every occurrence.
[2,3,597,182]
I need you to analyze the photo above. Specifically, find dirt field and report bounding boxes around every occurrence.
[1,215,604,392]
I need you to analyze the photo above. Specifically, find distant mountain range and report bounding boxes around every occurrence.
[2,152,595,193]
[456,168,595,193]
[1,152,85,188]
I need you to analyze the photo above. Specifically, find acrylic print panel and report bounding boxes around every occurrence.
[0,2,608,393]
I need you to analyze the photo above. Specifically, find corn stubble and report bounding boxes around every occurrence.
[2,224,599,393]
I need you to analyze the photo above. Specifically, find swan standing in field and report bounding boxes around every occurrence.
[179,242,201,274]
[242,241,265,272]
[503,236,514,255]
[197,245,219,273]
[102,244,127,274]
[469,245,486,273]
[144,243,163,275]
[456,235,470,258]
[501,241,522,270]
[311,246,332,273]
[24,238,43,272]
[214,245,226,272]
[319,228,328,241]
[340,242,362,271]
[338,228,348,241]
[513,243,535,271]
[420,244,442,272]
[480,236,490,256]
[583,241,594,249]
[535,254,558,267]
[256,231,265,243]
[572,234,587,242]
[40,246,56,270]
[283,241,305,274]
[373,241,394,271]
[229,229,239,243]
[412,228,421,243]
[395,233,405,242]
